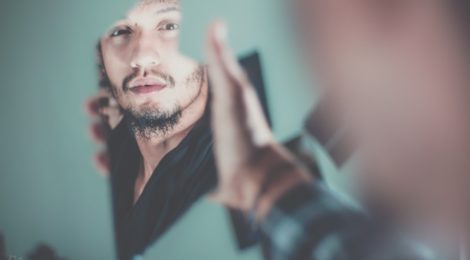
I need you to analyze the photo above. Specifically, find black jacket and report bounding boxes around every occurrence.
[107,52,270,260]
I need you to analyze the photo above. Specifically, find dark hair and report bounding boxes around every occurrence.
[96,41,112,90]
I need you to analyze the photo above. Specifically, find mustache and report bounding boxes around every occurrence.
[122,70,176,91]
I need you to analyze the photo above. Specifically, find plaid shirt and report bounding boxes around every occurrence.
[259,182,437,260]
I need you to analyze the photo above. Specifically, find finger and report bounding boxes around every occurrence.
[206,21,257,162]
[208,181,261,211]
[244,87,274,146]
[94,151,110,177]
[88,122,108,143]
[84,89,117,116]
[207,188,238,209]
[206,21,273,146]
[100,105,120,118]
[206,21,249,105]
[85,97,101,116]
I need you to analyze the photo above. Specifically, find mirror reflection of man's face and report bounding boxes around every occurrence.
[100,0,204,133]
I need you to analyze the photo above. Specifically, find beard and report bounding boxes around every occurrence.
[123,105,183,140]
[117,65,206,140]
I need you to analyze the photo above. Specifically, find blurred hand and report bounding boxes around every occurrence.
[85,89,123,176]
[299,0,470,242]
[205,21,310,214]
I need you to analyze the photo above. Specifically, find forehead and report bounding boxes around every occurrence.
[137,0,180,6]
[117,0,181,23]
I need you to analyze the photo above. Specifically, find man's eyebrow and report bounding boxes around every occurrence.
[108,5,179,29]
[155,6,180,15]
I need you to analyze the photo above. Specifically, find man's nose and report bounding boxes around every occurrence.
[130,34,161,70]
[130,55,159,70]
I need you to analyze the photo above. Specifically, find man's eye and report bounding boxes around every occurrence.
[160,23,180,31]
[110,28,132,37]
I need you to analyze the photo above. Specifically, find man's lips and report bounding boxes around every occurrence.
[128,77,167,94]
[130,84,167,94]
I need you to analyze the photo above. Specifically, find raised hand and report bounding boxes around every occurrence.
[84,89,123,176]
[205,21,311,216]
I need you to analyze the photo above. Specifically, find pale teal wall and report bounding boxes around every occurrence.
[181,0,315,140]
[0,1,314,259]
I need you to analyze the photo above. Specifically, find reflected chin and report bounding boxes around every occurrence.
[123,104,182,140]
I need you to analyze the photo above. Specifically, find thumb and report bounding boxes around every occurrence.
[206,21,273,149]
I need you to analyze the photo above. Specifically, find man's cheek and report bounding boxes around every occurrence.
[164,37,180,50]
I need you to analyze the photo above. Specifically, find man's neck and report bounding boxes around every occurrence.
[135,80,209,180]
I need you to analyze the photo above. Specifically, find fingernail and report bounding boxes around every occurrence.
[215,21,228,44]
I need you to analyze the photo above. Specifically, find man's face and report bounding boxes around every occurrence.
[100,0,204,128]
